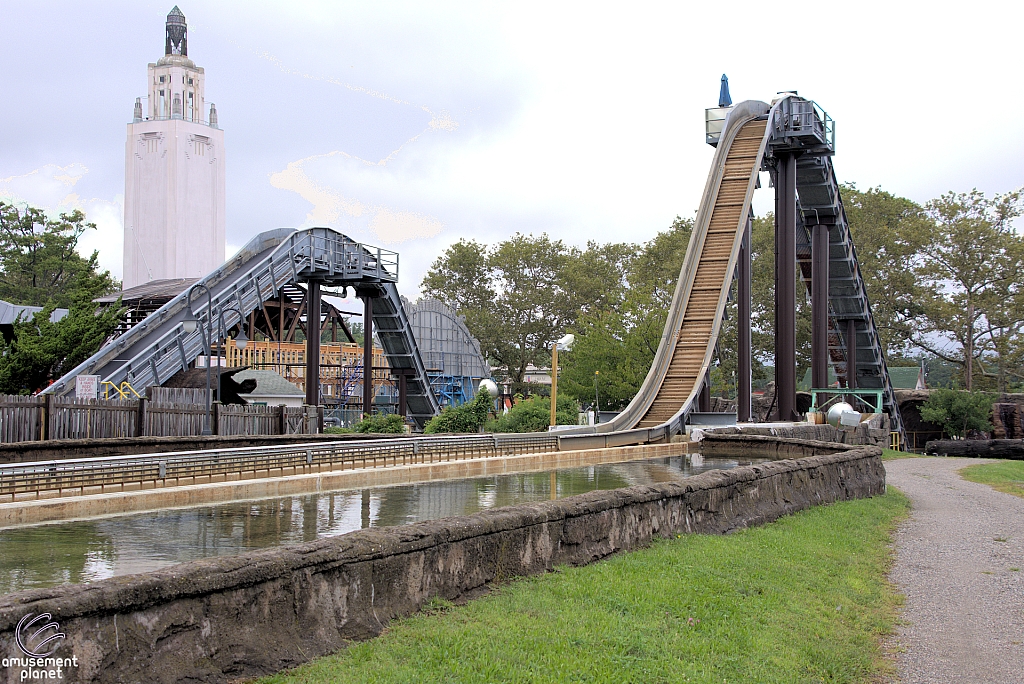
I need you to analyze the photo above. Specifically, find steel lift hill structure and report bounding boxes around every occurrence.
[44,229,440,428]
[565,91,906,444]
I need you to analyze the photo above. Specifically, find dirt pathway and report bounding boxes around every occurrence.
[885,457,1024,683]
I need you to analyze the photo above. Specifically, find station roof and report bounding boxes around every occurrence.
[94,278,198,305]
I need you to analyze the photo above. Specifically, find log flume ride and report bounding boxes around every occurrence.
[47,93,904,448]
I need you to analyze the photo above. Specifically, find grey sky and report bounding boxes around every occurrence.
[1,1,1021,301]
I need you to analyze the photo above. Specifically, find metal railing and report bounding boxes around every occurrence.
[0,434,561,502]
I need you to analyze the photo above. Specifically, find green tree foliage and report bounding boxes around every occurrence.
[919,388,994,438]
[0,301,122,394]
[0,202,117,307]
[560,218,692,409]
[0,203,121,394]
[423,390,493,434]
[422,235,629,384]
[489,394,579,433]
[912,189,1024,391]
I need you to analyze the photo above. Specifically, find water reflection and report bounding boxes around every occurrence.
[0,455,758,594]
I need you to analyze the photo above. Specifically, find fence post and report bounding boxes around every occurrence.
[212,402,220,436]
[278,405,287,435]
[318,405,324,434]
[42,394,55,441]
[137,397,148,437]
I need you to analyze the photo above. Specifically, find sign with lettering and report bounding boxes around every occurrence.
[76,375,100,399]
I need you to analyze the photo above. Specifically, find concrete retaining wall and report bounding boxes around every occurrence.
[0,447,884,684]
[700,434,860,460]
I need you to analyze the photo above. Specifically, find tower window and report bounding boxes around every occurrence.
[159,75,165,83]
[188,78,193,86]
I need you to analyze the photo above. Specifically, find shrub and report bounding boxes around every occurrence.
[352,413,407,434]
[323,426,353,434]
[489,394,579,433]
[919,388,994,438]
[424,390,493,434]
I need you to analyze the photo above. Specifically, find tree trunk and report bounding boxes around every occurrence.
[965,301,974,391]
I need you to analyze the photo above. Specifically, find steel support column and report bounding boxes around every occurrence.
[398,373,408,418]
[773,152,798,421]
[304,280,321,407]
[846,318,858,402]
[738,214,752,422]
[362,293,374,417]
[699,372,711,412]
[811,223,830,392]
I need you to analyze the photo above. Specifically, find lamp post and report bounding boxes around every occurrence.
[182,286,249,435]
[594,370,600,425]
[549,334,574,428]
[216,306,249,409]
[183,284,213,435]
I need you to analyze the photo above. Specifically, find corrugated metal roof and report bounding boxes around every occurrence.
[0,299,68,325]
[94,278,198,304]
[230,369,304,396]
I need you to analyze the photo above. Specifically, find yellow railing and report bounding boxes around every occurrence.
[101,380,142,400]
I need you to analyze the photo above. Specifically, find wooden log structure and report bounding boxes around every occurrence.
[924,439,1024,460]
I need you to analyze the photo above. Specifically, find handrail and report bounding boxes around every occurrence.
[0,434,560,502]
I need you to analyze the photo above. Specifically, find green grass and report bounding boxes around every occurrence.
[881,448,925,461]
[259,489,910,684]
[960,460,1024,498]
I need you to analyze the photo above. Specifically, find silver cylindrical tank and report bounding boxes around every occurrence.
[826,402,855,427]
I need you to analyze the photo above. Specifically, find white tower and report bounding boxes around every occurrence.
[123,6,226,290]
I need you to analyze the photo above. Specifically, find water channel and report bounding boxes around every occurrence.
[0,454,763,595]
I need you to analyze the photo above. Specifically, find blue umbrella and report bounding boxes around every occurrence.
[719,74,732,108]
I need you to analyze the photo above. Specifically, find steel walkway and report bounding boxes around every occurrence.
[44,228,440,427]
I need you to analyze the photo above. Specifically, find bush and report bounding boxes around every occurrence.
[920,388,994,438]
[352,413,407,434]
[323,426,353,434]
[489,394,579,433]
[424,390,492,434]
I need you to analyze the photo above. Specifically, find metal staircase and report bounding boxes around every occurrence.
[44,227,440,427]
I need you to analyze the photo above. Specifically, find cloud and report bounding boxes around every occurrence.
[269,152,445,244]
[369,208,443,243]
[269,152,366,224]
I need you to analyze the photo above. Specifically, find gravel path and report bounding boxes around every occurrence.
[885,457,1024,683]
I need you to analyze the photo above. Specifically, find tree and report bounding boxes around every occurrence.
[911,189,1024,391]
[920,388,994,438]
[0,202,121,394]
[422,234,631,384]
[0,298,122,394]
[0,202,117,307]
[560,217,693,408]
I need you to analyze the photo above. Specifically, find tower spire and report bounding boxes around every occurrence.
[165,6,187,56]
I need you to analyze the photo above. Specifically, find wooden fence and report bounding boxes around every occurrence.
[0,394,319,444]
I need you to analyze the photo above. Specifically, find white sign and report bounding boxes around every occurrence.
[76,375,100,399]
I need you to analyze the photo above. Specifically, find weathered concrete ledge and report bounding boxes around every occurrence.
[0,443,681,528]
[0,446,883,684]
[706,414,890,448]
[0,432,407,464]
[701,434,860,460]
